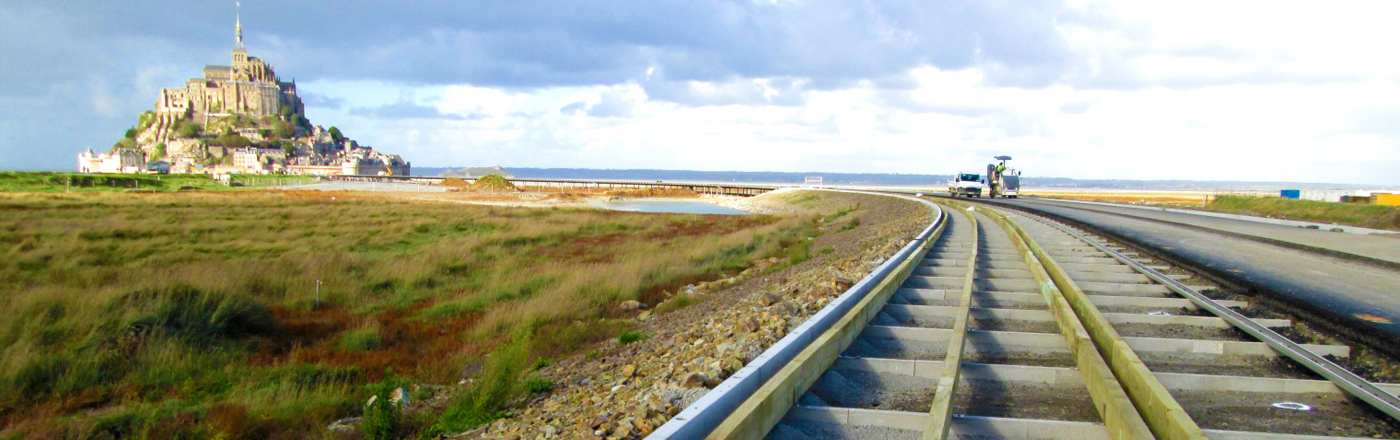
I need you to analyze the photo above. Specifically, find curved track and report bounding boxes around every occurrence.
[657,198,1400,440]
[983,198,1400,351]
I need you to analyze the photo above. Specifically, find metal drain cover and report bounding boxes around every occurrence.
[1271,402,1314,411]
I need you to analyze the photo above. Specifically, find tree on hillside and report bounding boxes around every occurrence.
[210,133,251,148]
[137,111,157,131]
[271,120,295,138]
[110,138,136,153]
[174,120,202,138]
[292,114,310,131]
[124,127,137,139]
[329,126,345,143]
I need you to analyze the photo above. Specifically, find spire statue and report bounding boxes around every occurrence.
[235,1,244,50]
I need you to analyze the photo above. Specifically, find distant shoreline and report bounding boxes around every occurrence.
[4,168,1395,191]
[416,166,1398,191]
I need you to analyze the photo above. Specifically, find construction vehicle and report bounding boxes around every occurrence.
[947,172,984,197]
[986,155,1021,198]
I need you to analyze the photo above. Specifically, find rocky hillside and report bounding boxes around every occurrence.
[109,107,378,173]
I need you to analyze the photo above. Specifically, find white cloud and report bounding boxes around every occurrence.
[7,0,1400,185]
[323,54,1400,185]
[438,86,529,118]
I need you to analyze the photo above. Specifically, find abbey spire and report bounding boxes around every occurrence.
[234,1,245,51]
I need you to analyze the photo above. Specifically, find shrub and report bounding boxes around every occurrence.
[111,138,137,153]
[524,376,553,395]
[618,331,645,345]
[174,120,202,138]
[338,322,384,352]
[120,285,274,343]
[822,204,860,223]
[210,132,251,148]
[819,247,835,255]
[137,111,157,131]
[91,411,145,439]
[423,334,530,436]
[10,353,71,396]
[654,294,693,314]
[471,175,518,192]
[840,217,860,232]
[271,120,295,138]
[361,370,403,440]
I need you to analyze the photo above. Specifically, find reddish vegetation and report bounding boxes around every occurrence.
[250,305,485,382]
[533,216,774,264]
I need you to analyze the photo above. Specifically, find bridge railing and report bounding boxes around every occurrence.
[326,175,782,197]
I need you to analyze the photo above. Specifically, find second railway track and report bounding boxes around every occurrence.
[674,196,1400,440]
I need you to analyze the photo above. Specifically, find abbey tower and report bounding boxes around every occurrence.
[89,3,409,176]
[149,3,304,142]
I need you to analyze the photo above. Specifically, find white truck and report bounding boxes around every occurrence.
[947,172,984,197]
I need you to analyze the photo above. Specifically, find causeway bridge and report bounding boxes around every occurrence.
[327,174,779,197]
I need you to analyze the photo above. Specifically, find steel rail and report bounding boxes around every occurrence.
[647,191,946,440]
[921,201,979,440]
[1015,210,1400,422]
[976,205,1156,440]
[986,206,1206,440]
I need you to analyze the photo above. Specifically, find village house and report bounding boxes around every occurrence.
[78,149,146,174]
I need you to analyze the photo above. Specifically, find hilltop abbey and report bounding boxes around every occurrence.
[150,13,304,139]
[81,5,409,176]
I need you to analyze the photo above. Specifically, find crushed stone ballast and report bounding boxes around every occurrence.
[647,191,946,440]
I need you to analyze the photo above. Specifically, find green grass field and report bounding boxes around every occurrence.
[1206,195,1400,230]
[0,172,318,193]
[0,191,810,439]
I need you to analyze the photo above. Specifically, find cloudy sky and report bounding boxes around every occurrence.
[3,1,1399,185]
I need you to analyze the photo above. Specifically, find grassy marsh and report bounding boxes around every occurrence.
[0,190,809,438]
[0,172,317,193]
[1206,195,1400,230]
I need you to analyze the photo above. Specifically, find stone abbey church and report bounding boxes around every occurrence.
[149,13,305,142]
[82,6,409,176]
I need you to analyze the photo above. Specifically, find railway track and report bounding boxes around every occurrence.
[654,196,1400,440]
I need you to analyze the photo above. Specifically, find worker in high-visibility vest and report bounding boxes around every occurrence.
[995,162,1006,175]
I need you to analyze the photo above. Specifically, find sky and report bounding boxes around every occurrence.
[3,1,1400,185]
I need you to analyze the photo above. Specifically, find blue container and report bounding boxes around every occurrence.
[1281,189,1300,199]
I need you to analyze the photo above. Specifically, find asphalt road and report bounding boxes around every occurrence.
[988,197,1400,342]
[1018,198,1400,266]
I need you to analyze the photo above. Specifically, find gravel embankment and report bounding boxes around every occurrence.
[463,190,930,439]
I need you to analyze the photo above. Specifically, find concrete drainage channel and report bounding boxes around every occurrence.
[648,195,1400,440]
